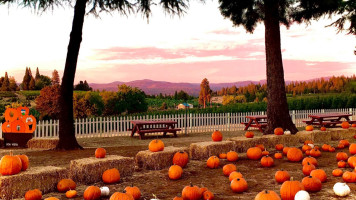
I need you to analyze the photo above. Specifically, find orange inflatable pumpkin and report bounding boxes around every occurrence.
[21,115,37,133]
[10,118,26,133]
[1,121,11,133]
[4,108,19,122]
[17,107,29,116]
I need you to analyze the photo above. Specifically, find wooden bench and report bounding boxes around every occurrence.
[130,120,181,139]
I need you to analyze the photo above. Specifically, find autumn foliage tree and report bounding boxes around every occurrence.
[1,72,10,91]
[52,70,60,86]
[199,78,212,108]
[35,85,61,119]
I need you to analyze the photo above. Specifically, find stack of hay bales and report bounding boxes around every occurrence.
[329,128,354,140]
[189,141,233,160]
[136,146,188,170]
[27,138,59,149]
[0,166,67,200]
[228,137,266,152]
[69,155,134,184]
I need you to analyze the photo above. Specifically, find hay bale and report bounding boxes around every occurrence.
[189,141,233,160]
[136,146,188,170]
[69,155,134,184]
[311,130,332,143]
[229,137,266,152]
[329,128,354,140]
[260,135,285,149]
[282,135,301,146]
[0,166,67,200]
[295,131,313,143]
[27,138,59,149]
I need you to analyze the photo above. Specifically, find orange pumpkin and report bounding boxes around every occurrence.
[95,148,106,158]
[102,168,120,184]
[44,198,60,200]
[338,143,345,149]
[338,160,347,168]
[173,151,189,168]
[275,144,284,151]
[321,144,330,151]
[16,154,29,171]
[125,184,141,200]
[223,164,237,176]
[182,183,202,200]
[110,191,134,200]
[247,147,262,160]
[261,155,274,167]
[301,176,322,192]
[340,140,350,147]
[10,118,26,133]
[348,156,356,168]
[302,145,312,152]
[0,151,22,175]
[57,179,76,192]
[4,108,19,122]
[65,190,77,198]
[229,171,243,182]
[17,106,30,116]
[349,143,356,155]
[256,144,265,151]
[218,153,227,159]
[245,131,254,138]
[287,148,303,162]
[203,190,214,200]
[230,178,248,193]
[22,115,36,133]
[226,151,238,162]
[275,170,290,184]
[309,148,321,158]
[342,171,356,183]
[280,178,304,200]
[83,186,101,200]
[302,156,318,167]
[212,130,223,141]
[148,139,165,152]
[304,140,313,145]
[342,121,350,129]
[255,190,281,200]
[206,156,220,169]
[352,123,356,127]
[282,147,290,155]
[305,125,313,131]
[1,121,11,133]
[336,152,349,161]
[262,150,269,156]
[302,162,316,176]
[274,153,283,159]
[332,169,343,177]
[173,196,184,200]
[274,127,284,135]
[310,169,327,183]
[25,189,42,200]
[320,126,326,131]
[168,165,183,180]
[329,146,336,152]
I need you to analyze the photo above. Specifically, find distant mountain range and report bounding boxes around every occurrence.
[90,79,284,96]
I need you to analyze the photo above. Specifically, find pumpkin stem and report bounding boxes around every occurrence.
[190,182,193,187]
[9,150,13,156]
[264,190,269,194]
[290,177,294,181]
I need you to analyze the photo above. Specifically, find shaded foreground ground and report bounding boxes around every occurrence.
[3,130,356,200]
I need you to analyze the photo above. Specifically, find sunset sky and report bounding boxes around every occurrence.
[0,1,355,84]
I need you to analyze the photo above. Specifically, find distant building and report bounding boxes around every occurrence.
[177,103,193,109]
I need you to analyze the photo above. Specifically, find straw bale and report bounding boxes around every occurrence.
[27,138,59,149]
[260,135,285,149]
[311,130,332,143]
[229,137,265,152]
[136,146,188,170]
[189,141,234,160]
[329,128,354,140]
[282,135,300,146]
[69,155,134,184]
[0,166,67,200]
[295,131,313,143]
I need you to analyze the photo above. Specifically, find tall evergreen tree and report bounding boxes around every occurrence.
[35,67,40,81]
[29,77,36,90]
[1,72,10,91]
[22,67,30,90]
[9,76,18,91]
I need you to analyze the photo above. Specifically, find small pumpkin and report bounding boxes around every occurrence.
[321,144,330,152]
[338,143,345,149]
[95,148,106,158]
[352,123,356,127]
[218,153,227,159]
[245,131,254,138]
[338,160,347,168]
[333,182,351,197]
[168,164,183,180]
[280,178,304,200]
[226,151,238,162]
[125,184,141,200]
[57,179,76,192]
[173,151,189,168]
[340,140,350,147]
[223,163,237,176]
[302,163,316,176]
[302,145,312,153]
[182,183,202,200]
[262,149,269,156]
[301,176,322,192]
[342,171,356,183]
[212,130,223,141]
[203,190,214,200]
[349,143,356,155]
[274,153,283,159]
[332,169,343,177]
[16,154,29,171]
[102,168,120,184]
[294,190,310,200]
[148,139,165,152]
[261,155,274,167]
[247,147,262,160]
[25,189,42,200]
[206,156,219,169]
[256,144,265,151]
[0,151,22,175]
[255,190,281,200]
[230,178,248,193]
[66,190,77,198]
[287,148,303,162]
[100,186,110,197]
[274,127,284,135]
[302,156,318,167]
[329,146,336,152]
[110,191,134,200]
[275,144,284,151]
[309,148,321,158]
[341,121,350,129]
[275,170,290,184]
[304,140,313,145]
[310,169,327,183]
[347,156,356,168]
[229,171,243,182]
[335,149,348,159]
[83,186,101,200]
[320,127,326,131]
[173,195,184,200]
[305,125,313,131]
[282,147,290,155]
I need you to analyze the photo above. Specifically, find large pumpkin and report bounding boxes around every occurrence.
[261,156,274,167]
[125,185,141,200]
[182,183,202,200]
[275,170,290,184]
[309,148,321,158]
[102,168,120,184]
[274,128,284,135]
[83,186,101,200]
[223,164,237,176]
[301,176,322,192]
[302,163,315,176]
[168,164,183,180]
[110,191,134,200]
[342,171,356,183]
[207,156,220,169]
[287,148,303,162]
[57,179,76,192]
[4,108,19,122]
[212,130,223,141]
[348,156,356,168]
[349,143,356,155]
[280,178,304,200]
[336,152,349,161]
[247,147,262,160]
[25,189,42,200]
[332,169,343,177]
[255,190,281,200]
[148,139,165,152]
[95,148,106,158]
[0,151,22,175]
[230,178,248,193]
[310,169,327,183]
[173,151,189,168]
[226,151,238,162]
[16,154,29,171]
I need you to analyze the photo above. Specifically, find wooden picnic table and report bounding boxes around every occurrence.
[241,115,267,133]
[129,120,181,139]
[304,113,354,127]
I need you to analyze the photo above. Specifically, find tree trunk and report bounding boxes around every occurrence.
[264,0,298,134]
[56,0,87,150]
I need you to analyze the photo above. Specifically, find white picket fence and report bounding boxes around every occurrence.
[0,108,355,138]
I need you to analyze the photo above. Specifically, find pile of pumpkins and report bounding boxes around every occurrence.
[1,106,37,133]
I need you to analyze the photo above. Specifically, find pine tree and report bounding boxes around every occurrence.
[1,72,10,91]
[29,77,36,90]
[9,77,18,91]
[35,67,40,81]
[52,70,60,86]
[22,67,30,90]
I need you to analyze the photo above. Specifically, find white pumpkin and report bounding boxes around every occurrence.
[307,143,315,149]
[284,130,291,135]
[333,182,350,197]
[100,186,110,197]
[294,190,310,200]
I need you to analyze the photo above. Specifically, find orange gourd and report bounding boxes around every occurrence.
[229,171,243,182]
[302,162,315,176]
[102,168,120,184]
[338,160,347,168]
[342,121,350,129]
[173,151,189,168]
[302,156,318,167]
[247,147,262,160]
[332,169,343,177]
[218,153,227,159]
[125,184,141,200]
[206,156,220,169]
[223,164,237,176]
[261,155,274,167]
[65,190,77,198]
[305,125,313,131]
[168,164,183,180]
[148,139,165,152]
[275,170,290,184]
[321,144,330,151]
[282,147,290,155]
[302,145,312,152]
[230,178,248,193]
[245,131,254,138]
[255,190,281,200]
[342,171,356,183]
[275,144,284,151]
[274,153,283,159]
[320,126,326,131]
[226,151,238,162]
[212,130,223,141]
[340,140,350,147]
[274,127,284,135]
[256,144,265,151]
[57,179,76,192]
[287,148,303,162]
[280,178,304,200]
[309,148,321,158]
[301,176,322,192]
[83,186,101,200]
[0,151,22,175]
[349,143,356,155]
[310,169,327,183]
[25,189,42,200]
[348,156,356,168]
[203,190,214,200]
[95,148,106,158]
[110,191,134,200]
[182,183,202,200]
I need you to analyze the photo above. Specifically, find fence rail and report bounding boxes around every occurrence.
[0,108,355,138]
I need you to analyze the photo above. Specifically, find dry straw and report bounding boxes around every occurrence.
[69,155,135,184]
[189,141,233,160]
[27,138,59,149]
[0,166,68,200]
[229,137,265,152]
[135,146,188,170]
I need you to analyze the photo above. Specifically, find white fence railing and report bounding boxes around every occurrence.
[0,108,355,138]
